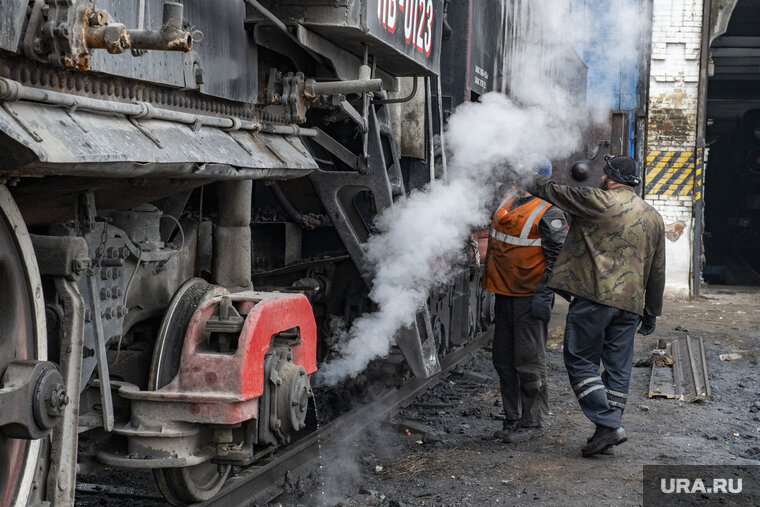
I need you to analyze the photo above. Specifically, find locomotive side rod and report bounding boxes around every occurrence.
[198,328,493,507]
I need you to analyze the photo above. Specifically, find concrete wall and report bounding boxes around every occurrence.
[645,0,705,296]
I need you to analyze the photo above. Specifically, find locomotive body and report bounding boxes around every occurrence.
[0,1,591,505]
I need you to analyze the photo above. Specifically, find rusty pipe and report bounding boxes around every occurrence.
[128,2,192,52]
[126,28,192,52]
[86,2,192,54]
[85,24,130,54]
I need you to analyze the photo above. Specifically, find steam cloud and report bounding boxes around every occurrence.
[315,0,643,386]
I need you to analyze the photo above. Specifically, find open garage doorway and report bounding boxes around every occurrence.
[704,0,760,287]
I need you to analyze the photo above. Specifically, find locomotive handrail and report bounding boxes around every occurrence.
[245,0,324,64]
[0,77,316,137]
[372,76,419,105]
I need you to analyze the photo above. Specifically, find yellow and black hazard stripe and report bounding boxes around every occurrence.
[645,151,695,196]
[694,147,705,202]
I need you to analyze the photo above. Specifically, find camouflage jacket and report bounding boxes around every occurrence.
[527,176,666,316]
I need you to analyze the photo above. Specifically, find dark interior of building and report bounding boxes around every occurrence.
[704,0,760,286]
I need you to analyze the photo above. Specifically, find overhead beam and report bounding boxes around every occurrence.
[708,99,760,108]
[712,57,760,66]
[713,36,760,48]
[713,65,760,74]
[709,73,760,80]
[711,47,760,57]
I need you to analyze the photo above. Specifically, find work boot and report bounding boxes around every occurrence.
[581,426,627,457]
[493,420,519,440]
[586,426,603,443]
[502,426,543,443]
[586,428,615,455]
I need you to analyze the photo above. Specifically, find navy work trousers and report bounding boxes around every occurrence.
[564,297,640,429]
[492,294,549,428]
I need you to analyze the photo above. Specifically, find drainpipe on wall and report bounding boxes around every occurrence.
[693,0,712,296]
[637,0,654,199]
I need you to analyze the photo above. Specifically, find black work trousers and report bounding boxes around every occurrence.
[564,297,640,429]
[492,294,549,428]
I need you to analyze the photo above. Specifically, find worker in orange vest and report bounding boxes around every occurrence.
[482,159,568,442]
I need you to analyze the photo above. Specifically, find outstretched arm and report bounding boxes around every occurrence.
[527,175,609,219]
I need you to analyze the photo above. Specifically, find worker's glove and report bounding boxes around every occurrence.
[530,283,555,323]
[637,312,656,336]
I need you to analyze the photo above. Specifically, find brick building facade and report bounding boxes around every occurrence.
[645,0,706,295]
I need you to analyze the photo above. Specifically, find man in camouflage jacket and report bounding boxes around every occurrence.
[527,155,665,457]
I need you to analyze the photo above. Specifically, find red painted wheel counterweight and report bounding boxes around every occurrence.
[155,291,317,424]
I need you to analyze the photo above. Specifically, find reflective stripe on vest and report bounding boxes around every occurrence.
[520,200,551,238]
[488,200,550,247]
[489,228,542,246]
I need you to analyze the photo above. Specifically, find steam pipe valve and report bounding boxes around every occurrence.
[85,3,192,54]
[127,2,193,52]
[80,2,192,64]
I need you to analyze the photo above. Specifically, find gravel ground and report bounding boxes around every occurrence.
[278,290,760,506]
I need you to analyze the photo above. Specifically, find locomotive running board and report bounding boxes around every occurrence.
[0,78,318,180]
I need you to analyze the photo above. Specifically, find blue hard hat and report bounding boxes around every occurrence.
[535,159,552,178]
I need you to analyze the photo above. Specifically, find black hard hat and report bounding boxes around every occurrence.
[603,155,640,186]
[570,161,591,181]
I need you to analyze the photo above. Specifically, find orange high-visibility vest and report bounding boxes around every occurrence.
[481,191,551,296]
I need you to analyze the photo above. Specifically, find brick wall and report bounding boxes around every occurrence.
[647,0,703,152]
[645,0,706,296]
[646,195,693,224]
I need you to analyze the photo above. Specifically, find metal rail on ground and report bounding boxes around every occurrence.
[197,329,493,506]
[648,335,711,402]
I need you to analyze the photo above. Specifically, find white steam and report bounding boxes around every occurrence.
[315,0,644,386]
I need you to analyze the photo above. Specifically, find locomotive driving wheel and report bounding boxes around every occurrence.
[0,186,46,507]
[149,279,231,506]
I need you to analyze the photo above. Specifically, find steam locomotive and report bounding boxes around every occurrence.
[0,1,589,505]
